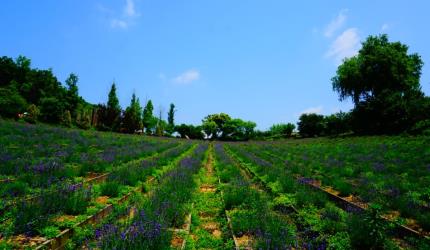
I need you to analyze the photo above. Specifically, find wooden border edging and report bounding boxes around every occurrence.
[229,146,430,241]
[35,186,141,250]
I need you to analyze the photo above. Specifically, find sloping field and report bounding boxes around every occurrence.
[0,121,429,249]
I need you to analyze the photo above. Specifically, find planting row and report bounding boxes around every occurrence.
[0,121,181,202]
[225,143,430,249]
[234,137,430,236]
[82,143,208,249]
[0,142,195,249]
[184,144,234,249]
[215,144,307,249]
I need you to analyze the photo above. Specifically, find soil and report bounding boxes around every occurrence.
[212,229,222,238]
[96,196,110,205]
[199,184,216,193]
[202,222,219,232]
[199,211,216,219]
[53,214,76,223]
[236,234,253,249]
[6,235,47,248]
[171,235,184,248]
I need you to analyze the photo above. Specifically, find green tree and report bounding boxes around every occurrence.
[202,113,231,139]
[174,124,203,139]
[222,118,256,141]
[76,108,91,129]
[332,34,425,134]
[324,112,351,136]
[39,97,64,123]
[106,83,121,131]
[61,110,72,127]
[267,123,296,138]
[142,100,155,134]
[65,73,80,121]
[167,103,176,134]
[122,93,143,133]
[298,113,325,137]
[0,83,27,118]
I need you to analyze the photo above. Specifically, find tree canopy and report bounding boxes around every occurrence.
[332,34,428,134]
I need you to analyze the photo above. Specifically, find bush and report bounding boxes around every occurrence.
[327,232,351,250]
[25,104,40,124]
[348,204,391,249]
[0,83,27,118]
[0,181,28,198]
[100,181,122,197]
[61,110,72,127]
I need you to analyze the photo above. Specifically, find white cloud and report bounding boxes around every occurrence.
[111,19,128,29]
[101,0,139,30]
[172,69,200,85]
[381,23,389,32]
[124,0,138,17]
[325,28,360,64]
[300,106,323,115]
[324,9,348,38]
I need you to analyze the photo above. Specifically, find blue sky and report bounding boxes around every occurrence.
[1,1,430,129]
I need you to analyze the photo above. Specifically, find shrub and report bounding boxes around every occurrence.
[25,104,40,124]
[100,181,122,198]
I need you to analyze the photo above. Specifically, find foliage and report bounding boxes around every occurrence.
[166,103,176,134]
[61,110,72,127]
[65,73,80,121]
[324,112,351,136]
[332,34,427,134]
[202,113,231,139]
[175,123,204,139]
[297,113,325,137]
[25,104,40,124]
[39,96,65,123]
[327,232,351,250]
[267,123,295,138]
[0,83,28,118]
[76,108,92,130]
[142,100,156,134]
[100,181,122,197]
[201,113,256,140]
[122,93,142,133]
[105,83,122,131]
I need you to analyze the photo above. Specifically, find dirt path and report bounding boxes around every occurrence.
[185,144,232,249]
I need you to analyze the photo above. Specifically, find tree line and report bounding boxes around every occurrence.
[1,34,429,139]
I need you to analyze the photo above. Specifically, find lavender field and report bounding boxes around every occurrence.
[0,121,429,249]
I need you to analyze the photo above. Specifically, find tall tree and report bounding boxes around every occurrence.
[65,73,80,121]
[332,34,425,134]
[167,103,176,134]
[106,82,121,131]
[122,93,142,133]
[142,100,155,134]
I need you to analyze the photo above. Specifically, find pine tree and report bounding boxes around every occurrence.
[106,82,121,131]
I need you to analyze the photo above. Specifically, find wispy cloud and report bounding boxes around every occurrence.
[324,9,348,38]
[124,0,138,17]
[111,19,128,29]
[325,28,360,64]
[381,23,389,32]
[98,0,140,30]
[300,106,323,115]
[172,69,200,85]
